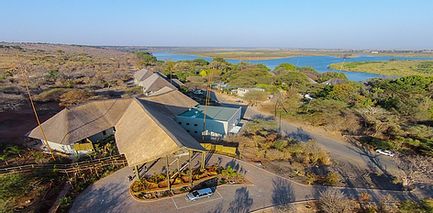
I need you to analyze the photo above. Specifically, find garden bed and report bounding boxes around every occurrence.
[130,165,246,201]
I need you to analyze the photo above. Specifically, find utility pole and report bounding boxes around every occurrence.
[21,63,56,161]
[202,70,213,141]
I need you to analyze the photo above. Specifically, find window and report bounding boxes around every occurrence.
[194,124,198,126]
[194,131,198,134]
[102,130,107,136]
[187,130,190,132]
[178,122,182,125]
[186,123,190,126]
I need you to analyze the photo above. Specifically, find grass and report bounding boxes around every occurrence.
[184,50,359,60]
[183,49,433,60]
[329,60,433,77]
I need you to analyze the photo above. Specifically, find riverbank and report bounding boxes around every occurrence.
[329,60,433,77]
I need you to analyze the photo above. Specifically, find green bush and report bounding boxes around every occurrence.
[272,140,288,151]
[324,172,340,186]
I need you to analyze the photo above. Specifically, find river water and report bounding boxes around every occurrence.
[153,52,432,81]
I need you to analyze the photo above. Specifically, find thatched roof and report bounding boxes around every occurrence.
[138,73,176,94]
[116,99,203,165]
[143,87,198,116]
[28,98,204,166]
[27,99,132,145]
[133,68,153,83]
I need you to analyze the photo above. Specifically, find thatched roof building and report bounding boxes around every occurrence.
[134,69,177,95]
[28,97,203,166]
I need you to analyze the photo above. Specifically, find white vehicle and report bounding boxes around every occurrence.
[186,188,214,201]
[375,149,395,157]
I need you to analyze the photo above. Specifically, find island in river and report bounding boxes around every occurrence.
[329,60,433,77]
[182,49,433,60]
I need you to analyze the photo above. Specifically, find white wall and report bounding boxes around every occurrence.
[175,113,244,139]
[44,140,75,154]
[42,127,115,155]
[226,107,242,133]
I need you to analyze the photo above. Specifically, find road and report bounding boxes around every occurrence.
[215,92,400,177]
[70,92,409,212]
[70,153,412,213]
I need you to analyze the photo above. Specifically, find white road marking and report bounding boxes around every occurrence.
[171,197,178,209]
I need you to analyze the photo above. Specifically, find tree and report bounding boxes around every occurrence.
[199,69,208,77]
[243,90,268,106]
[274,63,296,73]
[319,188,353,213]
[274,71,310,91]
[59,89,92,107]
[317,72,348,83]
[135,51,157,68]
[192,58,209,66]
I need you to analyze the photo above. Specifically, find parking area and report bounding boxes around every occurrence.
[171,190,223,210]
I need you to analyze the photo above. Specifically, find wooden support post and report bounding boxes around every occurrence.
[201,151,205,170]
[134,165,139,180]
[177,157,180,172]
[189,150,193,186]
[166,155,170,191]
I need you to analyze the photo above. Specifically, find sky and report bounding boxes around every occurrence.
[1,0,433,49]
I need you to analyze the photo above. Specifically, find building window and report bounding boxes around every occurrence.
[186,130,190,132]
[186,123,190,126]
[194,124,198,126]
[102,130,107,136]
[194,131,198,134]
[178,122,182,125]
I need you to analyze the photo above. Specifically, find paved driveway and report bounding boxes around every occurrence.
[70,154,412,213]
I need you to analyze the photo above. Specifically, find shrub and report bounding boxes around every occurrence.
[59,89,93,107]
[272,140,288,151]
[265,149,286,161]
[33,88,69,102]
[305,172,316,185]
[324,172,340,186]
[319,188,353,213]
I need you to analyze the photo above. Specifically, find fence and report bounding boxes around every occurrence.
[0,154,128,175]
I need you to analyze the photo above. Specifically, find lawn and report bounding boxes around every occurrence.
[329,60,433,77]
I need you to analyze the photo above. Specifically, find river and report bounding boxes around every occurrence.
[153,52,432,81]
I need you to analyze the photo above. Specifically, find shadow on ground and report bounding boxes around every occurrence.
[70,183,129,213]
[272,177,295,206]
[227,187,253,213]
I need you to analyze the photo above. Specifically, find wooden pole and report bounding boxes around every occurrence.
[189,150,193,186]
[201,151,205,170]
[22,67,56,161]
[166,155,170,191]
[134,165,139,180]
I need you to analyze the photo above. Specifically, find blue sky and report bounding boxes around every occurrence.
[1,0,433,49]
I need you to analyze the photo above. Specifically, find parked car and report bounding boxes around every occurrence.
[375,149,395,157]
[186,187,214,201]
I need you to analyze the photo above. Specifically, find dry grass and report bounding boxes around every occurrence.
[330,60,433,77]
[184,49,433,60]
